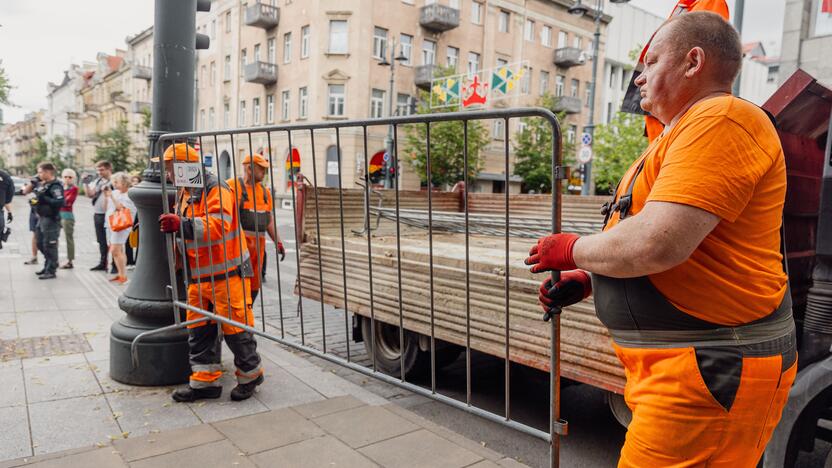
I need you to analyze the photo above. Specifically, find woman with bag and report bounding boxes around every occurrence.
[59,169,79,269]
[103,172,136,284]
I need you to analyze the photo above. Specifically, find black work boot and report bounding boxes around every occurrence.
[171,386,222,402]
[35,268,46,275]
[230,374,264,401]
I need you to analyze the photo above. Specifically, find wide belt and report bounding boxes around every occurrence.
[609,301,795,352]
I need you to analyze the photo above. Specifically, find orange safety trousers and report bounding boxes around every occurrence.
[614,344,797,468]
[245,234,267,292]
[186,275,257,387]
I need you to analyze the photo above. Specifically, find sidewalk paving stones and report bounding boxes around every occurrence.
[0,407,31,462]
[104,390,202,437]
[24,361,101,403]
[359,429,483,468]
[249,435,378,468]
[0,363,25,407]
[313,405,420,448]
[28,395,121,455]
[111,424,225,462]
[129,440,256,468]
[212,407,324,454]
[18,448,128,468]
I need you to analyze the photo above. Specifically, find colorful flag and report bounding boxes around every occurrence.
[823,0,832,14]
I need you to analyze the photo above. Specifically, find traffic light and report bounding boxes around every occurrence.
[196,0,211,50]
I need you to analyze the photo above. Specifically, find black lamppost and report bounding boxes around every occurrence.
[568,0,629,196]
[378,40,408,189]
[109,0,211,385]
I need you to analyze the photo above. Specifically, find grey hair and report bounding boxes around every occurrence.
[111,172,132,189]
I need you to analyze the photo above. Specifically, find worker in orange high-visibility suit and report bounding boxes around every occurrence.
[227,153,285,302]
[155,143,265,402]
[620,0,730,143]
[527,13,795,467]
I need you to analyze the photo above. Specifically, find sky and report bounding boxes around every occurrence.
[0,0,787,125]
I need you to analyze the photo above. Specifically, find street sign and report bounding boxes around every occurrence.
[581,132,592,146]
[173,162,204,188]
[578,145,593,164]
[383,152,390,163]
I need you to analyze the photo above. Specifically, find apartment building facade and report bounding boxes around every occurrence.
[0,111,45,175]
[780,0,832,87]
[195,0,608,194]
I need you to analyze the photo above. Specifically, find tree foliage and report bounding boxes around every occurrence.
[95,120,135,172]
[27,136,67,175]
[0,61,12,107]
[512,94,575,193]
[593,112,648,195]
[403,66,490,188]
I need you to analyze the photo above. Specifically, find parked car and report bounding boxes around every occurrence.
[12,176,26,195]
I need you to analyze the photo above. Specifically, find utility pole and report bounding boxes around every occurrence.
[110,0,211,385]
[379,39,407,189]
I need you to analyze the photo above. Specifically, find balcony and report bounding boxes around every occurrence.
[132,101,151,114]
[244,61,278,85]
[244,2,279,29]
[553,47,585,68]
[83,102,102,114]
[419,4,459,32]
[551,96,582,114]
[414,64,436,90]
[132,65,152,80]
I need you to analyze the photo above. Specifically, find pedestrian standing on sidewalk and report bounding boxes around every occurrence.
[31,163,64,280]
[84,160,112,272]
[0,169,13,250]
[103,172,135,284]
[59,168,78,269]
[125,174,142,270]
[21,177,40,265]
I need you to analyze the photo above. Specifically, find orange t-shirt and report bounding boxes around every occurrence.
[227,178,274,214]
[604,95,788,325]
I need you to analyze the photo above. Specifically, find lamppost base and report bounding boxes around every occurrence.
[109,312,190,386]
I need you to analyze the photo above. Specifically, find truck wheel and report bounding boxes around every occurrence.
[360,317,463,378]
[607,391,632,428]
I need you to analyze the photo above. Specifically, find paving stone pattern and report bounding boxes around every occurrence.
[0,334,92,361]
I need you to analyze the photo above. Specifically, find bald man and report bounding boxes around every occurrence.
[526,12,795,467]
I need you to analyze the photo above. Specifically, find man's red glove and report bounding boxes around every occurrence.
[158,214,182,233]
[524,233,579,273]
[539,270,592,314]
[277,241,286,261]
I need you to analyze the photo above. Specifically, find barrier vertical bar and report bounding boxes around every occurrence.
[463,120,472,406]
[246,132,267,332]
[157,137,182,326]
[212,134,236,337]
[308,129,328,353]
[335,127,351,362]
[228,135,253,340]
[426,122,436,394]
[361,126,377,373]
[263,131,286,338]
[196,137,222,330]
[549,113,565,468]
[286,130,306,346]
[503,117,511,421]
[393,124,406,382]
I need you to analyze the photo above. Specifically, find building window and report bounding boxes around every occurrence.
[328,84,345,116]
[467,52,480,75]
[211,19,216,39]
[396,93,412,115]
[558,31,568,48]
[400,34,413,65]
[449,0,459,8]
[555,75,564,96]
[767,65,779,83]
[370,89,385,118]
[281,90,290,120]
[446,46,459,69]
[496,58,508,68]
[238,100,246,127]
[208,107,215,129]
[422,40,436,65]
[267,95,275,123]
[524,19,535,41]
[471,2,483,24]
[200,65,206,87]
[571,79,579,97]
[521,66,531,94]
[283,32,292,63]
[223,103,230,128]
[493,120,504,140]
[373,27,388,60]
[299,87,308,118]
[498,10,510,33]
[253,98,261,126]
[225,11,232,33]
[540,70,549,95]
[224,55,231,81]
[542,25,552,47]
[622,69,628,91]
[240,49,247,77]
[567,125,576,144]
[254,43,261,62]
[573,36,583,49]
[301,25,310,58]
[199,109,206,129]
[329,20,348,54]
[210,61,216,86]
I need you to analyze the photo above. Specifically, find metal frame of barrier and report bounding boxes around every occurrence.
[132,107,568,467]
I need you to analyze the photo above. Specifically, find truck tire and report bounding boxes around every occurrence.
[360,317,463,379]
[607,391,632,428]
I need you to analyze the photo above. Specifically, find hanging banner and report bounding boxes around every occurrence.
[430,61,529,110]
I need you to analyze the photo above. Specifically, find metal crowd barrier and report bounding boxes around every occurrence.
[132,108,567,467]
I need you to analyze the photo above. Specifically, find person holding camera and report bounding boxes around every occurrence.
[22,176,40,264]
[30,162,64,280]
[84,160,113,272]
[0,169,13,250]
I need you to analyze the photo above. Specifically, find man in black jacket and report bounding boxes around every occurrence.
[0,169,13,249]
[31,163,64,279]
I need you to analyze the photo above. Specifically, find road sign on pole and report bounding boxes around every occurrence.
[578,145,593,164]
[581,132,592,146]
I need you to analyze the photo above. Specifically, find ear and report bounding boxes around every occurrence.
[684,47,706,78]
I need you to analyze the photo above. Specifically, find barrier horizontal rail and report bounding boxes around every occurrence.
[132,107,567,467]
